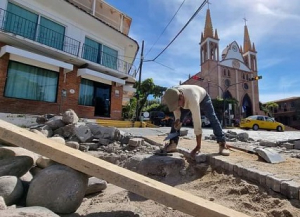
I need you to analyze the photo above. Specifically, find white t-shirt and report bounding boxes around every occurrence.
[173,85,207,135]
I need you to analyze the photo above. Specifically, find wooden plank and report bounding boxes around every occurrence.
[0,120,250,217]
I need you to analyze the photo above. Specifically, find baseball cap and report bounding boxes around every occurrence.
[163,88,179,112]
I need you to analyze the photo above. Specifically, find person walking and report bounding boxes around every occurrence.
[162,84,230,157]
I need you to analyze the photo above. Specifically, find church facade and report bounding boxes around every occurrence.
[182,8,262,124]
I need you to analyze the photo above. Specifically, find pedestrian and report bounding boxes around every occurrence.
[162,84,230,157]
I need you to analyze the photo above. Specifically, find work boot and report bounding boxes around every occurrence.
[163,140,178,153]
[219,142,230,156]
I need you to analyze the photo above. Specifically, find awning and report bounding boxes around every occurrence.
[77,68,125,85]
[0,45,73,72]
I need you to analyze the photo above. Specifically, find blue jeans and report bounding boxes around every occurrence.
[200,94,226,143]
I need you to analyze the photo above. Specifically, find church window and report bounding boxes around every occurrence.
[228,70,230,77]
[224,79,230,87]
[223,69,226,76]
[242,74,245,80]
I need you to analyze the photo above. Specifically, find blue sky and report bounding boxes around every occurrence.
[106,0,300,103]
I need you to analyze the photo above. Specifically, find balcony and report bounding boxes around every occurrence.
[0,8,136,77]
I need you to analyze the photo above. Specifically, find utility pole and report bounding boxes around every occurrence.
[135,40,144,122]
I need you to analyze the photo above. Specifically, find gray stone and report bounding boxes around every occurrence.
[85,177,108,196]
[281,142,294,150]
[259,140,278,147]
[45,118,65,130]
[195,153,207,163]
[30,129,47,138]
[34,125,53,137]
[128,138,144,147]
[0,156,33,177]
[0,206,59,217]
[281,180,300,199]
[74,125,93,143]
[62,109,79,124]
[87,124,117,140]
[0,196,6,210]
[26,164,88,214]
[0,148,15,160]
[36,156,57,169]
[0,147,40,165]
[237,132,249,142]
[266,175,291,193]
[65,141,80,150]
[125,154,185,177]
[49,136,65,145]
[53,124,76,139]
[255,171,272,186]
[294,141,300,150]
[0,176,23,205]
[256,148,285,163]
[80,143,99,151]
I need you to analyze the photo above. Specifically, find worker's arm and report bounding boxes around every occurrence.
[191,133,202,158]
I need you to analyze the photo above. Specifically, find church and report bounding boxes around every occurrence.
[182,8,262,125]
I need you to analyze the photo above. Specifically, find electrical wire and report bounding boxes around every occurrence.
[152,0,208,61]
[145,0,186,57]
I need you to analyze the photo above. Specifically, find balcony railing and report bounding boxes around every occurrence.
[81,43,136,76]
[0,8,136,76]
[0,8,81,56]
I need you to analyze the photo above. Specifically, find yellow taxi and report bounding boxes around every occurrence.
[239,115,285,132]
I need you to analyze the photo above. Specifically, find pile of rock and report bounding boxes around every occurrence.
[0,109,175,216]
[205,130,300,158]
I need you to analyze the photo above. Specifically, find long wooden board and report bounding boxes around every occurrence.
[0,120,251,217]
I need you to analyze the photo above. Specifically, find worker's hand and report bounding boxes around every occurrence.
[173,119,182,131]
[190,146,201,158]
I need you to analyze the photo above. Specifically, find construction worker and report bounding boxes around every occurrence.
[162,84,230,157]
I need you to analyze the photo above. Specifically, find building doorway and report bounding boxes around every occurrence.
[94,83,111,117]
[242,94,252,118]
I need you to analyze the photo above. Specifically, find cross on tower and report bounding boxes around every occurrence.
[207,0,212,9]
[243,17,248,25]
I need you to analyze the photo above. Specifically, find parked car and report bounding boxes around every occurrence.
[239,115,285,132]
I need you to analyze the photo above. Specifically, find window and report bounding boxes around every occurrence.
[223,69,226,76]
[103,45,118,70]
[4,61,58,102]
[224,79,230,87]
[83,37,118,70]
[83,37,102,63]
[38,17,65,50]
[5,3,66,52]
[79,79,94,106]
[5,2,38,40]
[227,70,230,77]
[243,83,249,90]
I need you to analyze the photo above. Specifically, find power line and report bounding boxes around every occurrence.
[145,0,187,57]
[152,0,208,61]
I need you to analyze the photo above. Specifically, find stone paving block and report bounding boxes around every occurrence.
[256,171,273,186]
[128,138,144,147]
[233,164,241,175]
[221,160,229,171]
[206,155,213,164]
[266,175,291,193]
[195,154,207,163]
[245,168,261,184]
[214,157,223,168]
[294,142,300,150]
[227,163,234,173]
[281,180,300,199]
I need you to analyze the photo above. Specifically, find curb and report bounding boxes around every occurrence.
[177,147,300,201]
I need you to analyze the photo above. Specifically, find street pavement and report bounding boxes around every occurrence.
[121,127,300,143]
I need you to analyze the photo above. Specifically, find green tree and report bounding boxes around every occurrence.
[135,78,167,119]
[122,78,166,120]
[264,102,279,117]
